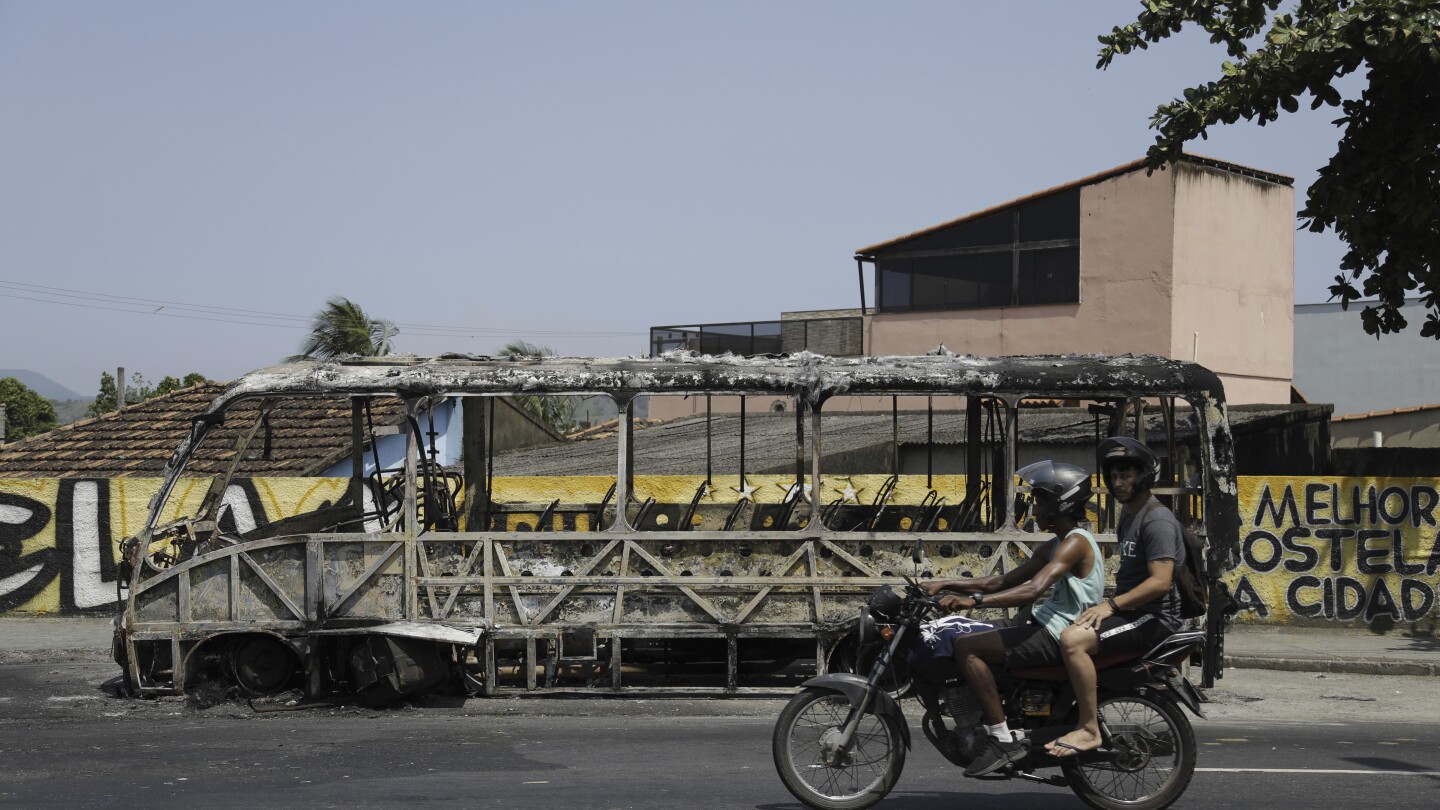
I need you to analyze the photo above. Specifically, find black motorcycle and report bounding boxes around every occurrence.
[772,541,1206,810]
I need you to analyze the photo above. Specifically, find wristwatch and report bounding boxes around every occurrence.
[972,592,985,608]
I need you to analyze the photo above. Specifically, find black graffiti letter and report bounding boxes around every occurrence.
[1281,527,1318,573]
[54,479,120,612]
[1230,576,1270,618]
[1400,580,1435,622]
[1392,530,1424,576]
[1355,530,1393,575]
[1334,577,1367,621]
[1287,575,1324,619]
[1254,483,1301,528]
[1332,483,1355,527]
[0,491,58,612]
[1243,531,1283,573]
[1314,528,1355,573]
[1305,483,1332,525]
[1412,485,1437,529]
[1378,486,1410,527]
[1364,579,1401,623]
[1350,485,1380,526]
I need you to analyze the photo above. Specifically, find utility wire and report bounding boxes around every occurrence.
[0,280,646,339]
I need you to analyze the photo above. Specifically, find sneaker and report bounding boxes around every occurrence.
[964,735,1028,777]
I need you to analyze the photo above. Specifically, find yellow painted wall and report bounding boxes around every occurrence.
[0,477,350,615]
[5,474,1438,629]
[1226,477,1439,629]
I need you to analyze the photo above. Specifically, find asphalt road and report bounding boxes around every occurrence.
[3,662,1438,809]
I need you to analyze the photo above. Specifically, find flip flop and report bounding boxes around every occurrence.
[1046,740,1088,759]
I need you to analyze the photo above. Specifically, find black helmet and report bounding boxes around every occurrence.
[1098,436,1160,490]
[1016,460,1092,517]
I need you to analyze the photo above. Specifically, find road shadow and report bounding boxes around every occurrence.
[1343,755,1440,776]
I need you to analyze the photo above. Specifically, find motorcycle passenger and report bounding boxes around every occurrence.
[919,460,1103,777]
[1045,437,1186,759]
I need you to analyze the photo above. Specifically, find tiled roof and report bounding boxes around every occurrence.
[854,152,1294,257]
[1333,402,1440,422]
[0,383,406,478]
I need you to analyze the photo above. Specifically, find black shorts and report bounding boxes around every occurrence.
[1094,610,1173,656]
[994,616,1062,668]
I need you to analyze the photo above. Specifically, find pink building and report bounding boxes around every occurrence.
[651,154,1295,420]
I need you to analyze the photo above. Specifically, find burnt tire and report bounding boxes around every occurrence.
[228,636,298,697]
[1063,692,1196,810]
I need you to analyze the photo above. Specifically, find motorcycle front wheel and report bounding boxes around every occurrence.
[1063,692,1196,810]
[772,686,906,810]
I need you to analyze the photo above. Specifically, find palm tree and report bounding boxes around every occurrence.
[290,297,398,360]
[499,340,577,434]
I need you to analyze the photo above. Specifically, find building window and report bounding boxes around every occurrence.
[872,189,1079,312]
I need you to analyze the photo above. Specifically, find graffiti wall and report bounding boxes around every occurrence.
[1226,477,1440,630]
[4,475,1440,628]
[0,478,350,615]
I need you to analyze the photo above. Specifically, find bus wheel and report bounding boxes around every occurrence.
[227,636,297,697]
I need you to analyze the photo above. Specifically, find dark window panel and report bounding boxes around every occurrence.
[704,322,759,337]
[1018,247,1080,306]
[878,263,912,310]
[871,210,1014,255]
[912,254,1011,309]
[751,321,783,354]
[945,210,1014,249]
[1018,189,1080,242]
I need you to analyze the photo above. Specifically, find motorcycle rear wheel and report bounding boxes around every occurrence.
[772,686,906,810]
[1063,692,1196,810]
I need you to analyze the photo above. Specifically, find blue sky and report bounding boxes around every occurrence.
[1,2,1356,395]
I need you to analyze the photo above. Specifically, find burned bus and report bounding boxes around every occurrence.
[113,351,1239,701]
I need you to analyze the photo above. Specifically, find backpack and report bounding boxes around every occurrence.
[1135,501,1209,619]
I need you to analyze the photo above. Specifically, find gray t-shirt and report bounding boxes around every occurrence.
[1115,496,1185,630]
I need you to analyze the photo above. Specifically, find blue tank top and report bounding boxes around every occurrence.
[1032,528,1105,641]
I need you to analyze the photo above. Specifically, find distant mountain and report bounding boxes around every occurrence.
[0,369,86,402]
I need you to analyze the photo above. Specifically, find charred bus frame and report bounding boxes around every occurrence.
[114,352,1239,699]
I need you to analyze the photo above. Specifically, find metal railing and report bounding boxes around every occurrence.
[650,317,863,358]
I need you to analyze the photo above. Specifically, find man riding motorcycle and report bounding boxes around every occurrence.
[919,460,1103,776]
[1046,437,1187,759]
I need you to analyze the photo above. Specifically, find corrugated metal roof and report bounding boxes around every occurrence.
[492,406,1259,477]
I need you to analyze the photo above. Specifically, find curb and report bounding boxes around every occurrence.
[1224,654,1440,677]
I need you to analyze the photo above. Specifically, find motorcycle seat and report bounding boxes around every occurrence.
[1005,650,1144,682]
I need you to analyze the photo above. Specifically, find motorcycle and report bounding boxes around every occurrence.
[771,538,1206,810]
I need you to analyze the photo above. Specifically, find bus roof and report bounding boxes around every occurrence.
[211,352,1227,413]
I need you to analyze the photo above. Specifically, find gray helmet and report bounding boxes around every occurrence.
[1016,460,1092,516]
[1098,436,1160,490]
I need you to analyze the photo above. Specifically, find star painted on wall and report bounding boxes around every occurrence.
[731,478,757,502]
[832,477,862,504]
[777,481,813,503]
